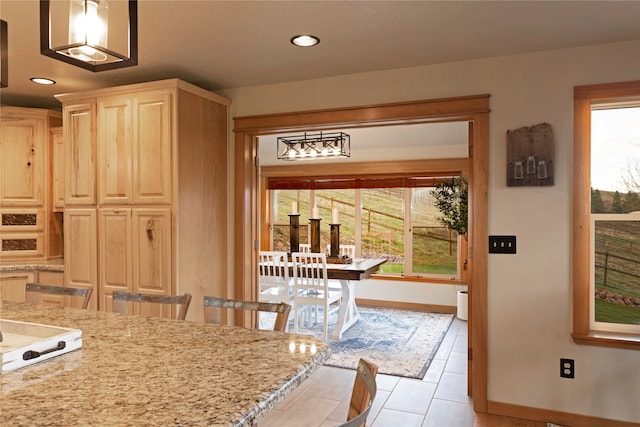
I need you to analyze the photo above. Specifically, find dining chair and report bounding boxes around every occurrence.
[299,243,312,253]
[291,252,342,341]
[111,291,192,320]
[327,244,356,258]
[203,296,291,332]
[25,282,93,309]
[338,358,378,427]
[258,251,291,304]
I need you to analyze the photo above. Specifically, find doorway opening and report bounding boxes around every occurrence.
[233,94,489,412]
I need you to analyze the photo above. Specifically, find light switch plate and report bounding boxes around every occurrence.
[488,235,516,254]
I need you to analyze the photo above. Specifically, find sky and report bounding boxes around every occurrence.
[591,106,640,193]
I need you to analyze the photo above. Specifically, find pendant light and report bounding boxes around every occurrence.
[40,0,138,72]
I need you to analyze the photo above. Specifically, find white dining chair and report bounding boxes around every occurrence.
[327,244,356,258]
[291,252,342,341]
[258,251,291,304]
[299,243,312,253]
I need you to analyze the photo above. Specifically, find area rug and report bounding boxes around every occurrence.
[290,307,454,379]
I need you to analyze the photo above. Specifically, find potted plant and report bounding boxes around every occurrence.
[431,176,469,320]
[430,176,468,239]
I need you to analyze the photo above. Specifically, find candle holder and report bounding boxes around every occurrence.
[329,224,340,257]
[289,214,300,254]
[309,218,321,253]
[327,223,352,264]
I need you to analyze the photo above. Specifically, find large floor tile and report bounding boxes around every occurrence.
[383,378,437,414]
[421,398,474,427]
[434,371,471,404]
[371,408,425,427]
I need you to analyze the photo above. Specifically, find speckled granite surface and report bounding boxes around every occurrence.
[0,260,64,272]
[0,302,331,426]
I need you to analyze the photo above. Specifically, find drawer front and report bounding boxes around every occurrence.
[0,209,44,232]
[0,232,45,258]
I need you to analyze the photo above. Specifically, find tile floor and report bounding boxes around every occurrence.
[260,317,476,427]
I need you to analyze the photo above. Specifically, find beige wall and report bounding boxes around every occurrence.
[221,40,640,423]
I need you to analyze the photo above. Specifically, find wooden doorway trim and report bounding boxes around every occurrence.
[233,94,490,412]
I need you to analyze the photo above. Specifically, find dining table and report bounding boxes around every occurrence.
[0,301,331,426]
[291,257,386,340]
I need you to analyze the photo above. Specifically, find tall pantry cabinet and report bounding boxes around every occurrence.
[57,79,230,321]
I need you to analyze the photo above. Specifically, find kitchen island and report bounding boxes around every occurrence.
[0,302,330,426]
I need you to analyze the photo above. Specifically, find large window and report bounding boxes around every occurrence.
[589,104,640,334]
[267,177,467,282]
[573,80,640,349]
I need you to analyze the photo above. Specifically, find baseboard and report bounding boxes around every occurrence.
[355,298,456,314]
[488,400,640,427]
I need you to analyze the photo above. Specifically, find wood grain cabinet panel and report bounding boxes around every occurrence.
[50,127,65,211]
[0,271,35,302]
[133,92,172,204]
[63,209,98,309]
[64,103,96,206]
[0,118,44,206]
[98,97,133,205]
[98,208,132,312]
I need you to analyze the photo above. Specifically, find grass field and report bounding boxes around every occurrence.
[594,219,640,325]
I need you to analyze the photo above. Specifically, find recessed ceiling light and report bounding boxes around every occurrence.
[290,35,320,47]
[30,77,56,85]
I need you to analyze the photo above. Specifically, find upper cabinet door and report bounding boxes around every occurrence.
[0,118,45,207]
[133,92,172,204]
[51,127,65,211]
[98,96,133,205]
[65,103,96,206]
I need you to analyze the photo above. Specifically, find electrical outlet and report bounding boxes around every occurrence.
[488,235,517,254]
[560,358,574,378]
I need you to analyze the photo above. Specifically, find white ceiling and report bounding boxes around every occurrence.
[258,122,469,166]
[1,1,639,111]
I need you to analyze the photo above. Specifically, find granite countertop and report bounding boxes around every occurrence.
[0,259,64,272]
[0,302,331,426]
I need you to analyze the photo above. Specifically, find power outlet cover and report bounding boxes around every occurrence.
[560,358,575,378]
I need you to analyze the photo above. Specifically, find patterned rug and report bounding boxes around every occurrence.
[289,306,454,379]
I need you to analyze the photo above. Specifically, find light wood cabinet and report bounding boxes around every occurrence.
[58,79,230,320]
[0,270,35,302]
[98,208,171,314]
[64,209,98,310]
[51,127,65,211]
[64,103,96,206]
[0,107,62,262]
[0,118,44,206]
[98,92,172,205]
[132,92,172,204]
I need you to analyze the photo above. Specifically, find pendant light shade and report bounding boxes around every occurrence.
[277,131,350,161]
[40,0,138,72]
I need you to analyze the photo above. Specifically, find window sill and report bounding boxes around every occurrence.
[371,274,466,285]
[572,331,640,350]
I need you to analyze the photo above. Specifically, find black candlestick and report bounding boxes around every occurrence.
[289,214,300,253]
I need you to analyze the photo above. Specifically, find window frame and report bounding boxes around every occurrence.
[261,158,469,285]
[268,185,466,281]
[572,80,640,350]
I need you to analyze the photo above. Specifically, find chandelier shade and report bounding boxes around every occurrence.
[40,0,138,72]
[277,131,350,161]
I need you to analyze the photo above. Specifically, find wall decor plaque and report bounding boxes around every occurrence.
[506,123,554,187]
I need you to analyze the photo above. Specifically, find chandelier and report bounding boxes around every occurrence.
[277,131,350,161]
[40,0,138,72]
